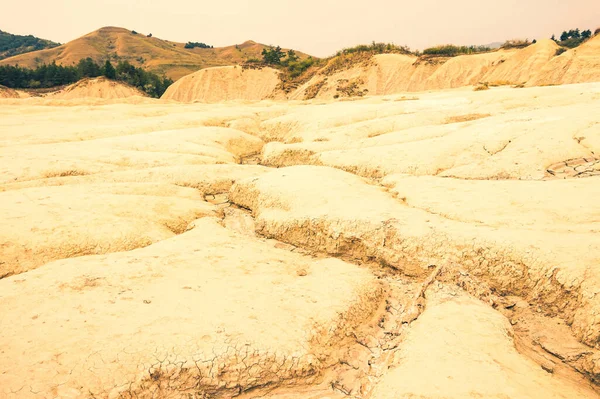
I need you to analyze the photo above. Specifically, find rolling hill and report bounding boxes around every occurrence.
[0,29,60,60]
[0,26,312,80]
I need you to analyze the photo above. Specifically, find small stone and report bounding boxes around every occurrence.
[541,362,554,374]
[296,268,308,276]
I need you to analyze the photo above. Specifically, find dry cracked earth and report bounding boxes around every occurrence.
[1,83,600,398]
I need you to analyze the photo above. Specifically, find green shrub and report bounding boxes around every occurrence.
[558,37,584,48]
[261,46,286,65]
[555,47,567,56]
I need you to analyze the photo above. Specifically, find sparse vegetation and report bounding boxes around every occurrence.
[0,30,60,60]
[474,82,490,91]
[184,42,213,49]
[555,47,567,56]
[500,39,531,49]
[423,45,491,57]
[336,42,412,56]
[131,30,138,35]
[334,78,368,98]
[304,79,327,100]
[0,58,173,98]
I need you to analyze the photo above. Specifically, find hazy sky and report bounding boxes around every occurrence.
[2,0,600,57]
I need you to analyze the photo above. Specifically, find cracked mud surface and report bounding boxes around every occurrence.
[1,83,600,398]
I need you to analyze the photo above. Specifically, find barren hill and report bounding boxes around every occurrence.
[0,26,312,80]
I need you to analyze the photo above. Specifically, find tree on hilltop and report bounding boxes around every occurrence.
[261,46,285,65]
[102,60,116,79]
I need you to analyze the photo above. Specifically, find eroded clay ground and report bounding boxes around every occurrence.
[1,83,600,398]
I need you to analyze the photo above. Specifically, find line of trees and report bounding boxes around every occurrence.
[184,42,213,49]
[0,30,60,60]
[556,29,592,41]
[0,58,173,98]
[551,28,593,49]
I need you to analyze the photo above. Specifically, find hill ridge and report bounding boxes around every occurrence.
[0,27,312,81]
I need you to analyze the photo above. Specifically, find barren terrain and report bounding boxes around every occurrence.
[1,82,600,398]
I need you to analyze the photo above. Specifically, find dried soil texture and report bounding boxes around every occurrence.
[1,83,600,398]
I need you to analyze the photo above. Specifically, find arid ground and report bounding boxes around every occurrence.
[1,82,600,398]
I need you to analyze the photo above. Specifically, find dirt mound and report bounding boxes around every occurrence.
[289,53,442,100]
[481,39,559,84]
[46,77,145,99]
[530,35,600,86]
[0,85,28,98]
[161,65,281,102]
[422,50,514,89]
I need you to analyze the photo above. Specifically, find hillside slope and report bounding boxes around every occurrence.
[46,77,146,99]
[0,29,59,60]
[0,27,312,81]
[529,34,600,86]
[161,65,281,102]
[0,84,28,98]
[164,33,600,102]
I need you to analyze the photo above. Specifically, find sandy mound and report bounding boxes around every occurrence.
[161,65,281,102]
[422,50,514,89]
[47,77,146,99]
[289,53,443,100]
[0,84,28,98]
[530,34,600,86]
[481,39,559,84]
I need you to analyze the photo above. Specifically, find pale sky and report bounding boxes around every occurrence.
[2,0,599,57]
